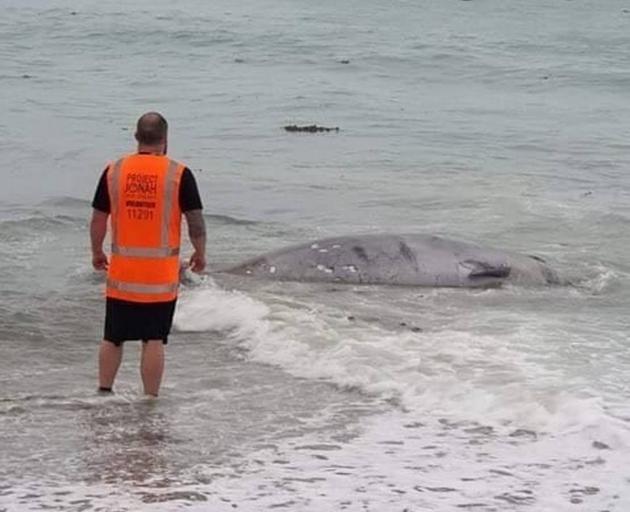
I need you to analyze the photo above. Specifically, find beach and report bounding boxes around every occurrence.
[1,0,629,510]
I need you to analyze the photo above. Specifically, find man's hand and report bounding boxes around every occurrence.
[184,209,206,274]
[189,251,206,273]
[92,250,109,271]
[90,208,109,271]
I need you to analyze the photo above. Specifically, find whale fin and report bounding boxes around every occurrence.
[461,260,511,279]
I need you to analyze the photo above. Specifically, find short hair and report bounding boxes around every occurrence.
[135,112,168,145]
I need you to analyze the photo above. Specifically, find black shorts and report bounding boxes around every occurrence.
[104,298,177,346]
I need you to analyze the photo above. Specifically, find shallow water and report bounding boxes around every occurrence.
[1,0,630,510]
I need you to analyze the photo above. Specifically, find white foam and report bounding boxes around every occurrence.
[5,404,629,512]
[174,282,270,339]
[173,283,630,447]
[584,264,621,294]
[201,410,630,512]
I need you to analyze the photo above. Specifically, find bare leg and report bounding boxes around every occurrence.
[141,340,165,397]
[99,339,123,390]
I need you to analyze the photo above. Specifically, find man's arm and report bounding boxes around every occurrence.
[90,209,109,270]
[179,168,206,273]
[90,168,111,271]
[184,209,206,272]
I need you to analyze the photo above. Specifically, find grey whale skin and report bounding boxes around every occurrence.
[224,234,559,287]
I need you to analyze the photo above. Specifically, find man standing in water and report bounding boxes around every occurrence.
[90,112,206,397]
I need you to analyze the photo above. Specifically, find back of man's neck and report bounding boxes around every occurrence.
[137,145,165,155]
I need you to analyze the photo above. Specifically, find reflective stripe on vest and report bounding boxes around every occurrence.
[108,158,124,247]
[110,245,180,258]
[108,158,180,257]
[107,278,178,295]
[161,160,179,249]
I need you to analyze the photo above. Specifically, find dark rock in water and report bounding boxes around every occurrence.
[284,124,340,133]
[347,315,355,321]
[592,440,610,450]
[509,428,537,440]
[397,321,422,332]
[234,58,245,63]
[339,59,351,64]
[22,74,32,79]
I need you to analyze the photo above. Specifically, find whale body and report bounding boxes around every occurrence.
[224,234,559,288]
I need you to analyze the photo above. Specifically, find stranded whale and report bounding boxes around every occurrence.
[223,234,559,287]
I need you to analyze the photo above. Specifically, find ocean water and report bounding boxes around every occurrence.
[1,0,630,510]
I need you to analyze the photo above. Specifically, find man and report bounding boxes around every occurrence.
[90,112,206,397]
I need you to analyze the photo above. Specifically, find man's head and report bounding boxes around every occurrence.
[135,112,168,153]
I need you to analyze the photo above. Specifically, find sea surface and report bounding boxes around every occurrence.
[1,0,630,510]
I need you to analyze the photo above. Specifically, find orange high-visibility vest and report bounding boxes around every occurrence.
[106,154,185,303]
